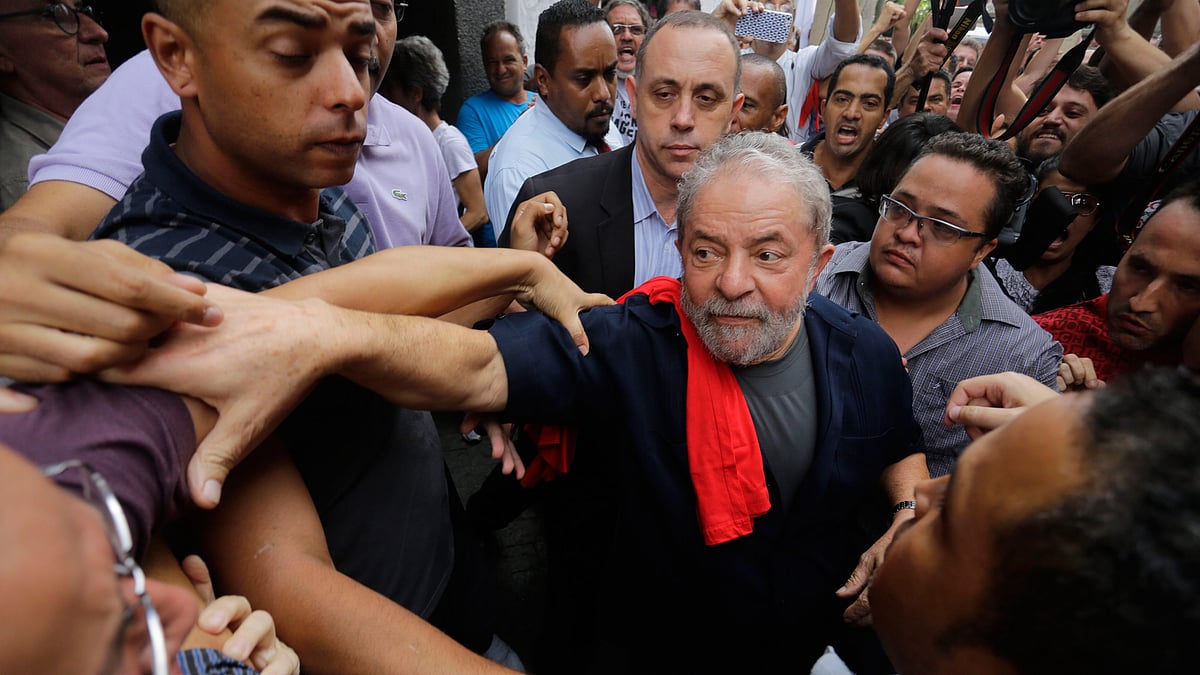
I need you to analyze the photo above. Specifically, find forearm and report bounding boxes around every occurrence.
[1161,0,1200,57]
[1061,39,1200,184]
[957,19,1023,135]
[0,180,117,245]
[892,0,921,56]
[473,146,494,180]
[266,246,554,318]
[328,306,509,413]
[880,451,928,506]
[454,171,489,233]
[1014,38,1064,95]
[202,445,511,675]
[832,0,862,42]
[1097,23,1178,90]
[255,554,508,675]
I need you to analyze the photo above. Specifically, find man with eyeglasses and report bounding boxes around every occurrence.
[103,131,928,674]
[0,0,571,671]
[0,444,300,675]
[0,1,109,210]
[603,0,648,146]
[816,132,1061,485]
[1034,180,1200,383]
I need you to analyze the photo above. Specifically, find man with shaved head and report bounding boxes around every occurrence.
[731,52,789,135]
[0,0,543,671]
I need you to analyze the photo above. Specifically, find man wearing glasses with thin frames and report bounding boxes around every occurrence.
[815,132,1061,488]
[0,1,109,210]
[0,445,299,674]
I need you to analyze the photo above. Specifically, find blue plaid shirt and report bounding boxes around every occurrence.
[93,111,374,289]
[816,242,1062,477]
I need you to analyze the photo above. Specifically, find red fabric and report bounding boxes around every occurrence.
[1035,294,1180,381]
[519,276,771,545]
[798,78,823,137]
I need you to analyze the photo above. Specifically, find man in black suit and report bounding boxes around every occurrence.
[501,9,744,298]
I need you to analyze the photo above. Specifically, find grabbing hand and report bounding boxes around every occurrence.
[102,285,330,508]
[513,259,614,356]
[0,233,219,383]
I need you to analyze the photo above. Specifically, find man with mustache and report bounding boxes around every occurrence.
[0,0,593,671]
[1034,181,1200,382]
[1014,66,1113,168]
[0,0,110,210]
[484,0,620,235]
[500,9,743,298]
[108,132,928,673]
[816,132,1062,480]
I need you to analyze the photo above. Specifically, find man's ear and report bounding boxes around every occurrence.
[534,63,551,101]
[771,103,789,135]
[807,244,836,293]
[730,91,745,119]
[142,13,199,99]
[970,238,999,269]
[626,75,637,119]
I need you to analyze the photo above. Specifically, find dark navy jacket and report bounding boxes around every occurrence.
[490,292,925,671]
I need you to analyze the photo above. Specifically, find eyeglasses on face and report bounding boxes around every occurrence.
[40,460,169,675]
[610,23,646,36]
[1059,191,1099,217]
[0,3,102,36]
[878,194,988,245]
[370,1,407,23]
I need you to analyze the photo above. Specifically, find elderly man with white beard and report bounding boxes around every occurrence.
[109,132,928,673]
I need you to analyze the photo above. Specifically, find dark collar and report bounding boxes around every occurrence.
[141,111,320,257]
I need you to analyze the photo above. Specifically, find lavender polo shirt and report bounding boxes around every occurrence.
[28,50,469,249]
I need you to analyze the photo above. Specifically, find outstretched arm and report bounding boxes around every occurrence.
[1060,38,1200,185]
[102,286,514,504]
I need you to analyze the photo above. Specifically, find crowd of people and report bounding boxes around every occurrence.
[0,0,1198,673]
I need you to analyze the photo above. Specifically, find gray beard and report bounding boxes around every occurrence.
[680,285,809,366]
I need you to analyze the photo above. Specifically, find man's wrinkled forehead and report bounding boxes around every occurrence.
[248,0,374,33]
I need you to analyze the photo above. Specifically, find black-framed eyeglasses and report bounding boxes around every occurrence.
[0,3,102,36]
[395,1,407,23]
[1059,191,1100,217]
[41,460,169,675]
[878,194,988,246]
[610,23,646,36]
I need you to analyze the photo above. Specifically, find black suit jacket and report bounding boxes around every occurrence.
[500,145,639,298]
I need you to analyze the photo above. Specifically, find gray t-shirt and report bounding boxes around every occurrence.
[733,326,819,511]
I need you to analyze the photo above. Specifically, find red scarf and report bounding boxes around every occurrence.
[520,276,771,545]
